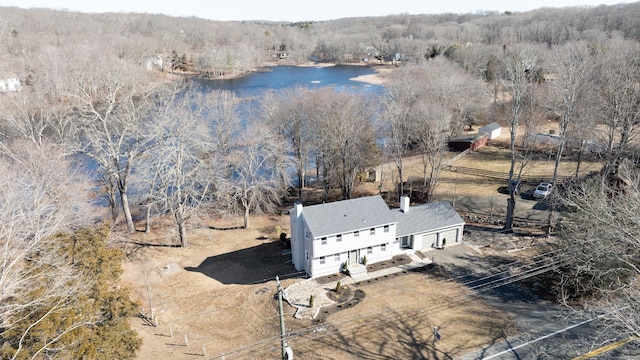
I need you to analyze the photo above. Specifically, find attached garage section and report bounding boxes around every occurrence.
[439,228,460,247]
[411,227,461,250]
[419,233,437,249]
[394,201,465,252]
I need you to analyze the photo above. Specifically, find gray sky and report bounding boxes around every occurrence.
[1,0,631,21]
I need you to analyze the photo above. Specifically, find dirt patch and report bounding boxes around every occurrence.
[366,254,411,272]
[325,284,353,304]
[314,272,347,285]
[315,288,366,322]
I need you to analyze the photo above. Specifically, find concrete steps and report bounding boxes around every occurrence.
[347,263,367,280]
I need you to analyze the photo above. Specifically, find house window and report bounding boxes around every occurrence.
[305,230,310,239]
[381,244,386,252]
[319,256,325,265]
[334,253,340,262]
[370,228,375,235]
[384,225,389,233]
[321,237,327,245]
[305,250,308,260]
[367,247,372,254]
[337,234,342,242]
[354,231,360,237]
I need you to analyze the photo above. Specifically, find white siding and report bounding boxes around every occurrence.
[421,233,437,249]
[310,251,345,278]
[290,204,305,272]
[312,224,396,258]
[364,244,393,264]
[308,223,397,278]
[440,228,459,246]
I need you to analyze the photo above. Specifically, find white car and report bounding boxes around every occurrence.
[533,182,553,199]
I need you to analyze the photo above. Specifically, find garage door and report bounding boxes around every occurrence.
[439,228,459,246]
[421,233,437,250]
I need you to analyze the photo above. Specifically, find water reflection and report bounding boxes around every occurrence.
[192,65,383,97]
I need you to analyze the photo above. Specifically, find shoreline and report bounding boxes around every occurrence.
[181,61,394,86]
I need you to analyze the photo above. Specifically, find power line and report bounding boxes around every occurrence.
[219,252,565,358]
[208,246,567,359]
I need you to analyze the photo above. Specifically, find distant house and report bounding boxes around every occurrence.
[478,122,502,140]
[0,75,21,92]
[289,195,465,278]
[448,133,488,151]
[146,55,163,71]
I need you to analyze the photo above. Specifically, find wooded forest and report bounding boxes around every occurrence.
[1,2,640,358]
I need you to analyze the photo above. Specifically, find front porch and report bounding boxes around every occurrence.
[349,252,432,282]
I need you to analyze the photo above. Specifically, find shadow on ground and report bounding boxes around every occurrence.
[418,245,543,305]
[184,241,298,285]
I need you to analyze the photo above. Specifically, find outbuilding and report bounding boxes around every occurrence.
[478,122,502,140]
[447,133,488,151]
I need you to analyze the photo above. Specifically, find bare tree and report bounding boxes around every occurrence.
[228,121,293,229]
[142,87,239,247]
[543,42,592,231]
[262,87,312,202]
[552,169,640,342]
[381,78,417,203]
[411,100,452,202]
[0,142,96,358]
[312,89,378,200]
[67,61,157,232]
[382,58,484,203]
[422,56,487,137]
[593,40,640,171]
[496,45,540,231]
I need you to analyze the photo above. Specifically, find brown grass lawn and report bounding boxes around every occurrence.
[376,145,600,198]
[123,216,513,360]
[284,269,513,360]
[366,143,601,223]
[123,136,597,359]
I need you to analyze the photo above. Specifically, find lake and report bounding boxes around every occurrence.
[192,65,383,97]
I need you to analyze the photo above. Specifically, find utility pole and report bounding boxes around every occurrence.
[276,276,287,359]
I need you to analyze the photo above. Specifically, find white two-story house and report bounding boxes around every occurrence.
[290,195,465,278]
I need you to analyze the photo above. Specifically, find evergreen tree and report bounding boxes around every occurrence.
[0,225,141,359]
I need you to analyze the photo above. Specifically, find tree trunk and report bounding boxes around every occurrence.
[178,220,188,247]
[396,166,404,205]
[505,194,516,230]
[120,190,136,233]
[108,190,118,227]
[145,204,152,234]
[244,206,250,229]
[322,157,330,203]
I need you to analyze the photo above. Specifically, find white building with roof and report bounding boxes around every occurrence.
[478,122,502,140]
[0,75,21,92]
[290,195,465,278]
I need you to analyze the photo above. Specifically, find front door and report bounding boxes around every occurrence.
[401,235,413,249]
[348,250,359,265]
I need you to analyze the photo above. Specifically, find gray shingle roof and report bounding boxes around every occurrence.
[394,202,465,237]
[302,196,397,238]
[479,122,501,133]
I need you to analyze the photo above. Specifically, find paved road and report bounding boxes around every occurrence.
[434,244,615,360]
